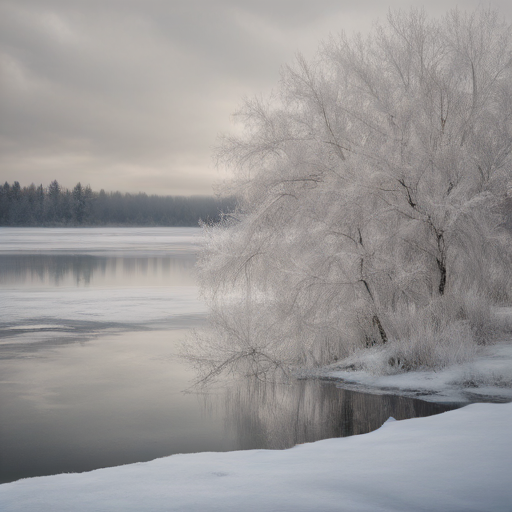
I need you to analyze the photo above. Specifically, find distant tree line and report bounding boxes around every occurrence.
[0,180,236,226]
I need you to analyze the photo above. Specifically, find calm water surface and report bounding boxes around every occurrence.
[0,228,459,484]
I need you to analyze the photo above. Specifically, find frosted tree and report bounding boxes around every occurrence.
[190,7,512,382]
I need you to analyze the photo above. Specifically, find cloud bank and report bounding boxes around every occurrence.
[1,0,511,195]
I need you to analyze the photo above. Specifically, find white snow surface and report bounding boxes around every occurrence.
[317,339,512,404]
[1,402,511,511]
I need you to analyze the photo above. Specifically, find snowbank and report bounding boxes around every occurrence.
[1,402,511,512]
[319,339,512,404]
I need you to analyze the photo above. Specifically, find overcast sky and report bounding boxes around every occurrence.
[1,0,511,196]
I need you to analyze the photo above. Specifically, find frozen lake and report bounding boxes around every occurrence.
[0,228,458,483]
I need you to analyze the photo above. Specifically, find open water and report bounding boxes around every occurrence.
[0,227,458,483]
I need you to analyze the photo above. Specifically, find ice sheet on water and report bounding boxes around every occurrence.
[0,227,202,254]
[0,286,207,352]
[0,227,206,355]
[8,324,67,330]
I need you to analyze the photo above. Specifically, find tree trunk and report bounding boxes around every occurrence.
[373,314,388,344]
[436,257,446,295]
[360,254,388,344]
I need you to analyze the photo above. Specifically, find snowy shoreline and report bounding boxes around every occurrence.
[308,338,512,405]
[1,347,511,511]
[1,401,511,512]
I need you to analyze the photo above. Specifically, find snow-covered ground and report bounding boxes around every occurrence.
[1,401,511,512]
[314,337,512,405]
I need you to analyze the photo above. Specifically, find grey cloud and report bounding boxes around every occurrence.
[1,0,511,195]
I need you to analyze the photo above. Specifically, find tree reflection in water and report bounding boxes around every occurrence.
[214,378,459,450]
[0,253,195,288]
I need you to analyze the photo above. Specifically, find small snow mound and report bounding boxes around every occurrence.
[380,417,397,428]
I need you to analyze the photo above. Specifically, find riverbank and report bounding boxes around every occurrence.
[1,401,511,511]
[2,343,511,511]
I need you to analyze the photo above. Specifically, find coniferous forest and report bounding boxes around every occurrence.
[0,180,235,227]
